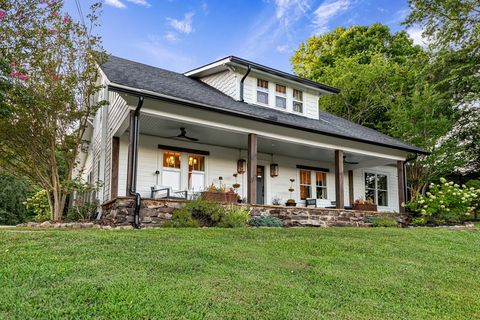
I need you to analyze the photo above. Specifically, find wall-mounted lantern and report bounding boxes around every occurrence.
[237,159,246,174]
[270,154,278,177]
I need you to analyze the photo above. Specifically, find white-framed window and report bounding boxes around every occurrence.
[299,169,311,200]
[275,84,286,109]
[188,154,205,191]
[257,79,269,105]
[299,169,327,200]
[162,151,181,190]
[293,89,303,113]
[315,172,327,199]
[364,172,388,206]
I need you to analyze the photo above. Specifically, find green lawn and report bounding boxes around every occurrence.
[1,227,479,319]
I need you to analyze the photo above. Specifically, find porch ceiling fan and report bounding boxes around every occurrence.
[343,155,359,165]
[168,127,199,141]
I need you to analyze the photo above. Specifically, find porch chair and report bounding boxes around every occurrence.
[150,185,188,200]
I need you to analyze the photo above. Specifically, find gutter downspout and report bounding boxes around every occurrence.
[403,154,418,204]
[239,64,251,102]
[129,96,144,228]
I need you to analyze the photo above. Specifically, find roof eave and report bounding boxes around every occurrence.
[107,82,427,156]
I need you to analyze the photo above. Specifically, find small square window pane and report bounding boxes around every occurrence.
[257,91,268,104]
[293,101,303,113]
[300,185,311,200]
[378,190,388,206]
[316,187,327,199]
[276,84,286,94]
[275,96,286,108]
[365,173,376,189]
[365,189,375,203]
[377,174,387,190]
[257,79,268,89]
[300,170,311,184]
[316,172,326,186]
[293,89,303,101]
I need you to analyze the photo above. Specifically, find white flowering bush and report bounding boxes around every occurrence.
[407,178,479,225]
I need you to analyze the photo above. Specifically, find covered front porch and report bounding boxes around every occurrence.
[108,94,408,213]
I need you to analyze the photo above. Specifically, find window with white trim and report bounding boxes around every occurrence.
[256,79,269,104]
[364,172,388,206]
[275,84,286,109]
[293,89,303,113]
[299,169,327,200]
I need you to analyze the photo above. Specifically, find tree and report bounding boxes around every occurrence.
[0,170,35,225]
[404,0,480,177]
[290,24,459,195]
[0,0,106,221]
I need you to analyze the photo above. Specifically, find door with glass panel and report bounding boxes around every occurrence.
[188,154,205,192]
[162,151,181,190]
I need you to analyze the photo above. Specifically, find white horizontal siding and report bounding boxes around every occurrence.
[116,134,402,211]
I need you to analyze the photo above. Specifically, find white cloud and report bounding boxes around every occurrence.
[201,2,209,14]
[105,0,126,9]
[407,27,428,47]
[126,0,151,7]
[237,1,309,60]
[313,0,351,34]
[166,12,195,34]
[134,34,195,72]
[164,31,178,42]
[276,44,289,53]
[105,0,151,8]
[275,0,310,26]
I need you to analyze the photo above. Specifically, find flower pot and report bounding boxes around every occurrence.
[352,203,377,211]
[201,191,237,203]
[285,202,296,207]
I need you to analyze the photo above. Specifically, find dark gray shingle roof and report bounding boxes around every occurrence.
[101,55,426,154]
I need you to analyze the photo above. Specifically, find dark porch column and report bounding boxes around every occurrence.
[348,170,354,206]
[126,110,135,195]
[397,160,406,213]
[335,150,344,209]
[247,133,257,204]
[110,136,120,199]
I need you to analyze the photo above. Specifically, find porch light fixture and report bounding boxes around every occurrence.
[270,154,278,177]
[237,159,246,174]
[237,149,246,174]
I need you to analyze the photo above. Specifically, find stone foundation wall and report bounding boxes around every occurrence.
[100,197,403,227]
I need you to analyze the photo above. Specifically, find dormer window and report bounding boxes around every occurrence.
[275,84,287,109]
[256,79,269,105]
[293,89,303,113]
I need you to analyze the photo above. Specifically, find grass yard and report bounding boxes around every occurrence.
[1,227,479,319]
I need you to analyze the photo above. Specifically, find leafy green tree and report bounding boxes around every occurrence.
[0,171,34,225]
[404,0,480,176]
[0,0,106,221]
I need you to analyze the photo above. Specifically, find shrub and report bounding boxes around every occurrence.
[368,215,398,227]
[407,177,479,225]
[188,198,225,226]
[0,172,35,225]
[66,202,97,222]
[164,207,199,228]
[466,179,480,190]
[219,206,250,227]
[249,215,284,227]
[24,189,50,222]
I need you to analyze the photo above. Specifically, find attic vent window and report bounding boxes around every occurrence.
[256,79,269,105]
[293,89,303,113]
[275,84,286,109]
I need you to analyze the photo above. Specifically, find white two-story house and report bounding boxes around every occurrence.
[77,55,426,213]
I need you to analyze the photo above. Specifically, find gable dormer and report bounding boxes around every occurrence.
[184,56,339,121]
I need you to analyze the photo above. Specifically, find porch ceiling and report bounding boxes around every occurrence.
[138,114,396,168]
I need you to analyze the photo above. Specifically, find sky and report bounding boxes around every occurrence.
[64,0,423,73]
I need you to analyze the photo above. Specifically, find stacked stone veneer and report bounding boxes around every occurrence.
[100,197,403,227]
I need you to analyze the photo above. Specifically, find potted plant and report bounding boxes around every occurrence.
[201,181,238,204]
[232,173,240,190]
[352,197,377,211]
[285,179,296,206]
